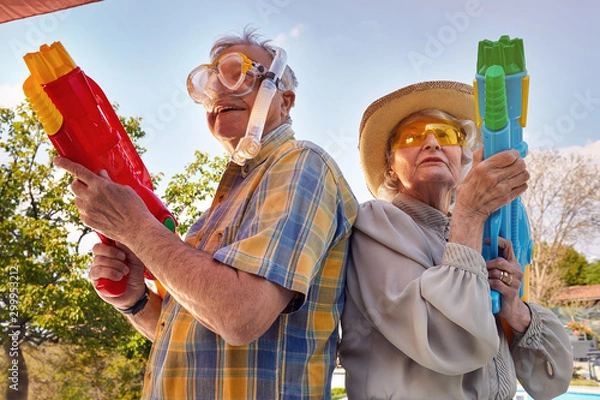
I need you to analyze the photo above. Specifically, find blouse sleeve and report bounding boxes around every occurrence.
[347,200,499,375]
[511,303,573,398]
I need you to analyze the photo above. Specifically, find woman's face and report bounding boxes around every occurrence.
[390,131,463,199]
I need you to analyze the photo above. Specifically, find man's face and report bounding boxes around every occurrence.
[205,44,294,155]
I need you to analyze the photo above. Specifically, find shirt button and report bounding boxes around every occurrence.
[545,360,554,378]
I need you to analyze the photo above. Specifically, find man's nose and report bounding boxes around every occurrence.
[205,74,231,98]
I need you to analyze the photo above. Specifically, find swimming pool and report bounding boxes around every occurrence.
[515,389,600,399]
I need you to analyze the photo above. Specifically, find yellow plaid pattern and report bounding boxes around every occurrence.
[142,125,357,399]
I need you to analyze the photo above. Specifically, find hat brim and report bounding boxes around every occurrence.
[359,80,475,198]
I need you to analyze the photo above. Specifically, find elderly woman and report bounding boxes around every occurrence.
[340,81,573,399]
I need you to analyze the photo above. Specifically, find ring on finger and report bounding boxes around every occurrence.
[500,271,513,286]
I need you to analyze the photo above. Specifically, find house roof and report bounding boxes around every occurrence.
[553,284,600,302]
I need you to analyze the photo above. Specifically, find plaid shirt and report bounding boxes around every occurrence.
[142,125,357,399]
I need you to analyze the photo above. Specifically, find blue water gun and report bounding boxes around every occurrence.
[473,35,533,314]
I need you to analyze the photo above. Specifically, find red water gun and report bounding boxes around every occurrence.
[22,41,176,297]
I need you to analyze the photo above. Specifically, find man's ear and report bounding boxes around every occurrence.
[280,90,295,118]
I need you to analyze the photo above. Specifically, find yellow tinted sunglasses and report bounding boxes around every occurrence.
[391,118,466,150]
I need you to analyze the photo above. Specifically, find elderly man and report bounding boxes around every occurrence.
[56,27,357,399]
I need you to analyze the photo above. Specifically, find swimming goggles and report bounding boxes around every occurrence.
[391,118,466,150]
[187,52,283,107]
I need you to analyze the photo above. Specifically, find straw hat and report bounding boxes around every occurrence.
[359,80,475,197]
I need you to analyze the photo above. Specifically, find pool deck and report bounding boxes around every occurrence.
[518,385,600,395]
[333,366,600,395]
[555,386,600,395]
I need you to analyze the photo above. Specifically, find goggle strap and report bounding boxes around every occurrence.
[261,71,285,90]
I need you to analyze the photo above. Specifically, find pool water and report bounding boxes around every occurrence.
[515,390,600,399]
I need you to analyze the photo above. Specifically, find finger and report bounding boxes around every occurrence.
[472,146,484,166]
[496,237,516,262]
[70,178,89,196]
[98,170,111,180]
[89,256,130,281]
[53,156,99,185]
[487,266,506,281]
[505,163,530,188]
[92,242,127,261]
[486,149,521,169]
[489,278,515,294]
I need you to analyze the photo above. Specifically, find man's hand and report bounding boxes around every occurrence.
[89,242,147,309]
[53,156,151,245]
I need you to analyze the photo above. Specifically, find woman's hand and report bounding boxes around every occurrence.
[486,237,531,333]
[449,147,529,251]
[454,147,529,224]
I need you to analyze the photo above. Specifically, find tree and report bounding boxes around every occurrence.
[0,102,226,399]
[583,260,600,285]
[522,150,600,306]
[163,150,228,234]
[558,246,590,287]
[0,103,154,399]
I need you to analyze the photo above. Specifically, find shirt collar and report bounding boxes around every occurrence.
[391,192,451,240]
[237,123,294,177]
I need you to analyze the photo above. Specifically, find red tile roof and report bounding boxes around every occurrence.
[553,284,600,302]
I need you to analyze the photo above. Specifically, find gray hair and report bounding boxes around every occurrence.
[210,26,299,93]
[377,108,479,202]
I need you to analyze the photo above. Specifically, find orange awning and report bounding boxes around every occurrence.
[0,0,102,24]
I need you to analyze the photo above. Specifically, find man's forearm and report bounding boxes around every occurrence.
[121,216,293,346]
[124,290,162,342]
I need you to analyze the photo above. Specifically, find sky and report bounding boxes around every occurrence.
[0,0,599,257]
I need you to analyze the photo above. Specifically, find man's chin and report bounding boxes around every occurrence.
[211,129,244,155]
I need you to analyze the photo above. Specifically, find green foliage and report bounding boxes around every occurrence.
[0,343,146,399]
[0,103,150,398]
[549,244,600,287]
[570,377,600,387]
[584,260,600,285]
[559,246,590,286]
[1,101,226,398]
[163,150,227,233]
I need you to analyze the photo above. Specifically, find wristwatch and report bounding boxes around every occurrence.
[116,286,150,315]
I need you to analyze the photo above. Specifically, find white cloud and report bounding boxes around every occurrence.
[558,140,600,159]
[290,23,305,38]
[272,33,288,47]
[0,83,25,108]
[272,23,305,47]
